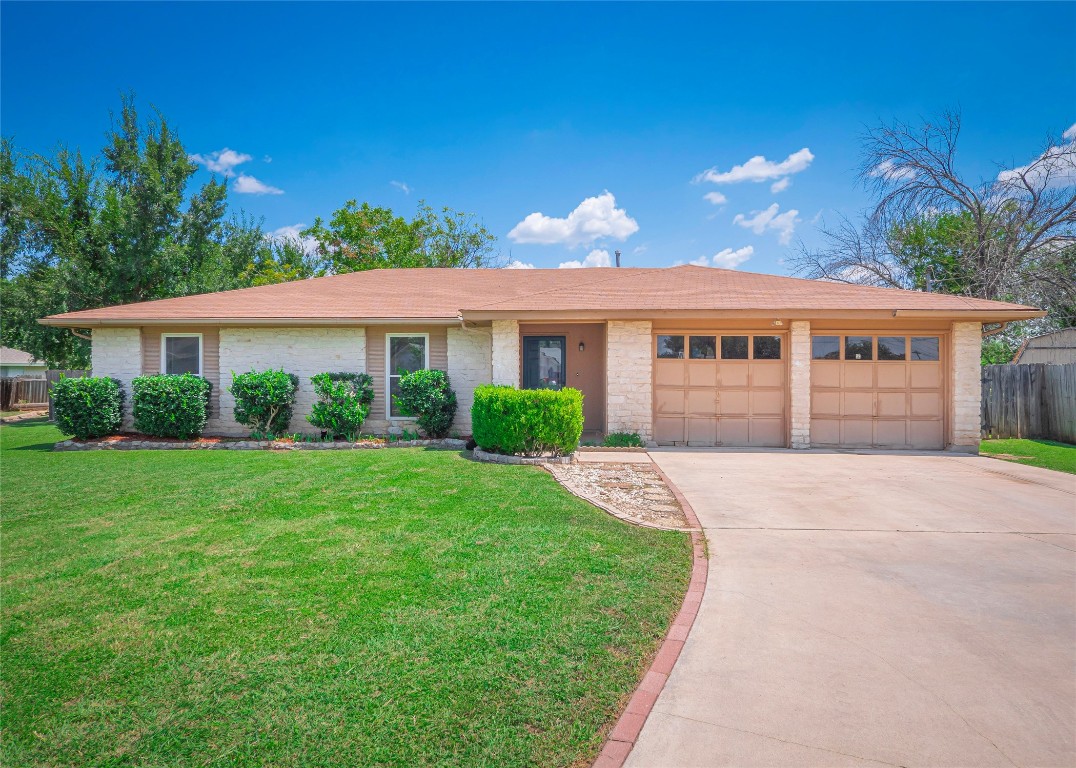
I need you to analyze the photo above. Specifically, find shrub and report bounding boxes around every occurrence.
[308,372,374,438]
[471,385,583,457]
[394,369,458,438]
[51,376,124,440]
[229,369,299,437]
[132,374,211,438]
[603,431,644,448]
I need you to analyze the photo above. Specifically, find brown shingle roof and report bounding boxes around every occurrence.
[40,265,1041,326]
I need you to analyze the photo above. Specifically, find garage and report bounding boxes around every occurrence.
[810,333,945,449]
[653,332,786,446]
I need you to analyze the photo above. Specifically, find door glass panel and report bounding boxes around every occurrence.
[910,336,940,361]
[845,336,873,361]
[721,336,748,360]
[523,337,566,390]
[812,336,840,360]
[656,335,684,359]
[753,336,781,360]
[689,336,716,359]
[878,336,906,361]
[165,336,200,375]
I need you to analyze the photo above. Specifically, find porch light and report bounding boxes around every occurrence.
[578,341,585,352]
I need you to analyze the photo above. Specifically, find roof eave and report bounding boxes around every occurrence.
[38,316,461,328]
[459,307,1046,322]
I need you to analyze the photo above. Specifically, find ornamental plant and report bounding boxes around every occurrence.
[394,369,457,438]
[132,374,211,438]
[229,369,299,437]
[307,372,374,439]
[51,376,124,440]
[471,385,583,457]
[602,431,645,448]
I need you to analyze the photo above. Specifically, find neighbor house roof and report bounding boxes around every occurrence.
[39,266,1043,327]
[0,346,44,365]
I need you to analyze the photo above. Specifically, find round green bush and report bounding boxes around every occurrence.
[395,369,457,438]
[51,376,124,440]
[307,372,373,439]
[132,374,211,438]
[229,369,299,437]
[471,385,583,457]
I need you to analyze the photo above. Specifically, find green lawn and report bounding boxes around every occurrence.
[0,420,690,767]
[981,438,1076,474]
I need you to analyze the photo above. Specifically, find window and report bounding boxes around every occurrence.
[753,336,782,360]
[812,336,840,360]
[656,335,684,359]
[845,336,873,361]
[387,334,428,417]
[877,336,906,361]
[523,336,566,390]
[162,334,202,375]
[689,336,717,359]
[911,336,940,361]
[721,336,748,360]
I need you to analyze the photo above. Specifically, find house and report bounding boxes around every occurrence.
[1011,328,1076,365]
[39,266,1043,451]
[0,347,48,378]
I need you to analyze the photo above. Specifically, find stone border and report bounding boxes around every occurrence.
[472,447,575,465]
[592,463,708,768]
[576,445,648,453]
[54,437,470,452]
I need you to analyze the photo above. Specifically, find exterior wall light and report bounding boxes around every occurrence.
[578,341,585,352]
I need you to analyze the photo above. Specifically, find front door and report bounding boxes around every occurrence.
[522,336,566,390]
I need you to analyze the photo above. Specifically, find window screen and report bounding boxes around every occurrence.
[164,336,201,375]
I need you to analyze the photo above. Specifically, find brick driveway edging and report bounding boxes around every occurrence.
[591,462,708,768]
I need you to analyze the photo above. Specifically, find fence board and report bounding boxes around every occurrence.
[981,363,1076,444]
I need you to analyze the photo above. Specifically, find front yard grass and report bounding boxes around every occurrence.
[0,420,691,767]
[980,438,1076,474]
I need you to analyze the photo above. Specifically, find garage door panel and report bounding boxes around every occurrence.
[911,392,942,418]
[909,420,944,449]
[876,365,908,389]
[719,390,750,415]
[686,389,717,416]
[655,361,685,386]
[687,363,717,387]
[687,418,717,446]
[874,420,907,447]
[719,364,749,388]
[876,392,907,418]
[655,417,684,444]
[655,389,685,415]
[811,419,840,446]
[813,363,840,388]
[910,365,942,389]
[843,391,874,417]
[752,363,784,387]
[751,419,785,447]
[843,364,874,389]
[812,391,840,416]
[751,389,784,416]
[720,419,751,446]
[841,420,874,446]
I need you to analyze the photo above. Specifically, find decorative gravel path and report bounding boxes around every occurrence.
[545,461,694,531]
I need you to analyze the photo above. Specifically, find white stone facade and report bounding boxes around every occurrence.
[491,320,520,386]
[447,326,492,434]
[950,321,982,452]
[217,327,366,435]
[605,320,653,443]
[789,321,811,449]
[90,327,142,429]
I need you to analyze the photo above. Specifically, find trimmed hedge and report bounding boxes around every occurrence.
[308,372,374,439]
[395,369,457,438]
[132,374,211,438]
[51,376,124,440]
[471,385,583,457]
[229,369,299,437]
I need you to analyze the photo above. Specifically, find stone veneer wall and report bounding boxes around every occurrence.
[491,320,520,386]
[217,327,366,435]
[789,321,811,449]
[606,320,653,443]
[90,327,142,429]
[950,321,982,452]
[447,326,493,434]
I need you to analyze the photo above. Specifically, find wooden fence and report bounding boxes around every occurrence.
[981,363,1076,444]
[0,377,48,410]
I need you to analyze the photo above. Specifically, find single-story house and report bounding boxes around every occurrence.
[1011,328,1076,365]
[39,266,1043,451]
[0,347,48,378]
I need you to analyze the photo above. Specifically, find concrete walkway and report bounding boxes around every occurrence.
[627,450,1076,768]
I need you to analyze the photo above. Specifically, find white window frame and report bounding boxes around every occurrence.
[386,333,429,419]
[160,333,203,376]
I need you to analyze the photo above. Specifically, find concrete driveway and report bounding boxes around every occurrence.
[627,450,1075,768]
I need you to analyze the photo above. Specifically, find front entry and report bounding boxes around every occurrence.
[520,324,606,435]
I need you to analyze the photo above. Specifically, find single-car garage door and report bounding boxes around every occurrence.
[654,332,786,446]
[810,333,945,449]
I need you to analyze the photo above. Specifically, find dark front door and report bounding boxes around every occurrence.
[522,336,566,390]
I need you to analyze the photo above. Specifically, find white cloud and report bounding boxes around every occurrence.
[770,177,791,194]
[1063,123,1076,141]
[508,192,638,247]
[263,155,273,163]
[695,147,814,186]
[269,224,318,254]
[680,246,754,270]
[997,129,1076,190]
[390,180,411,195]
[234,174,283,195]
[505,260,535,269]
[869,158,917,181]
[558,249,612,269]
[733,203,800,245]
[189,148,252,177]
[703,191,727,206]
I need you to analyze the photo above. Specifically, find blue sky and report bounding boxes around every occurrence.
[2,2,1073,274]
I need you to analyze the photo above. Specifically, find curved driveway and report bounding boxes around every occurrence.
[627,450,1075,768]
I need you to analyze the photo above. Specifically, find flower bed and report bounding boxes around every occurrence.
[54,434,470,452]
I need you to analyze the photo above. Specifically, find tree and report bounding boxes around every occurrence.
[303,200,501,273]
[793,111,1076,339]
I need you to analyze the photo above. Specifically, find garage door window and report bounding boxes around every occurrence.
[657,335,684,358]
[878,336,906,361]
[721,336,749,359]
[753,336,782,360]
[911,337,940,360]
[845,336,873,361]
[812,336,840,360]
[689,336,716,359]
